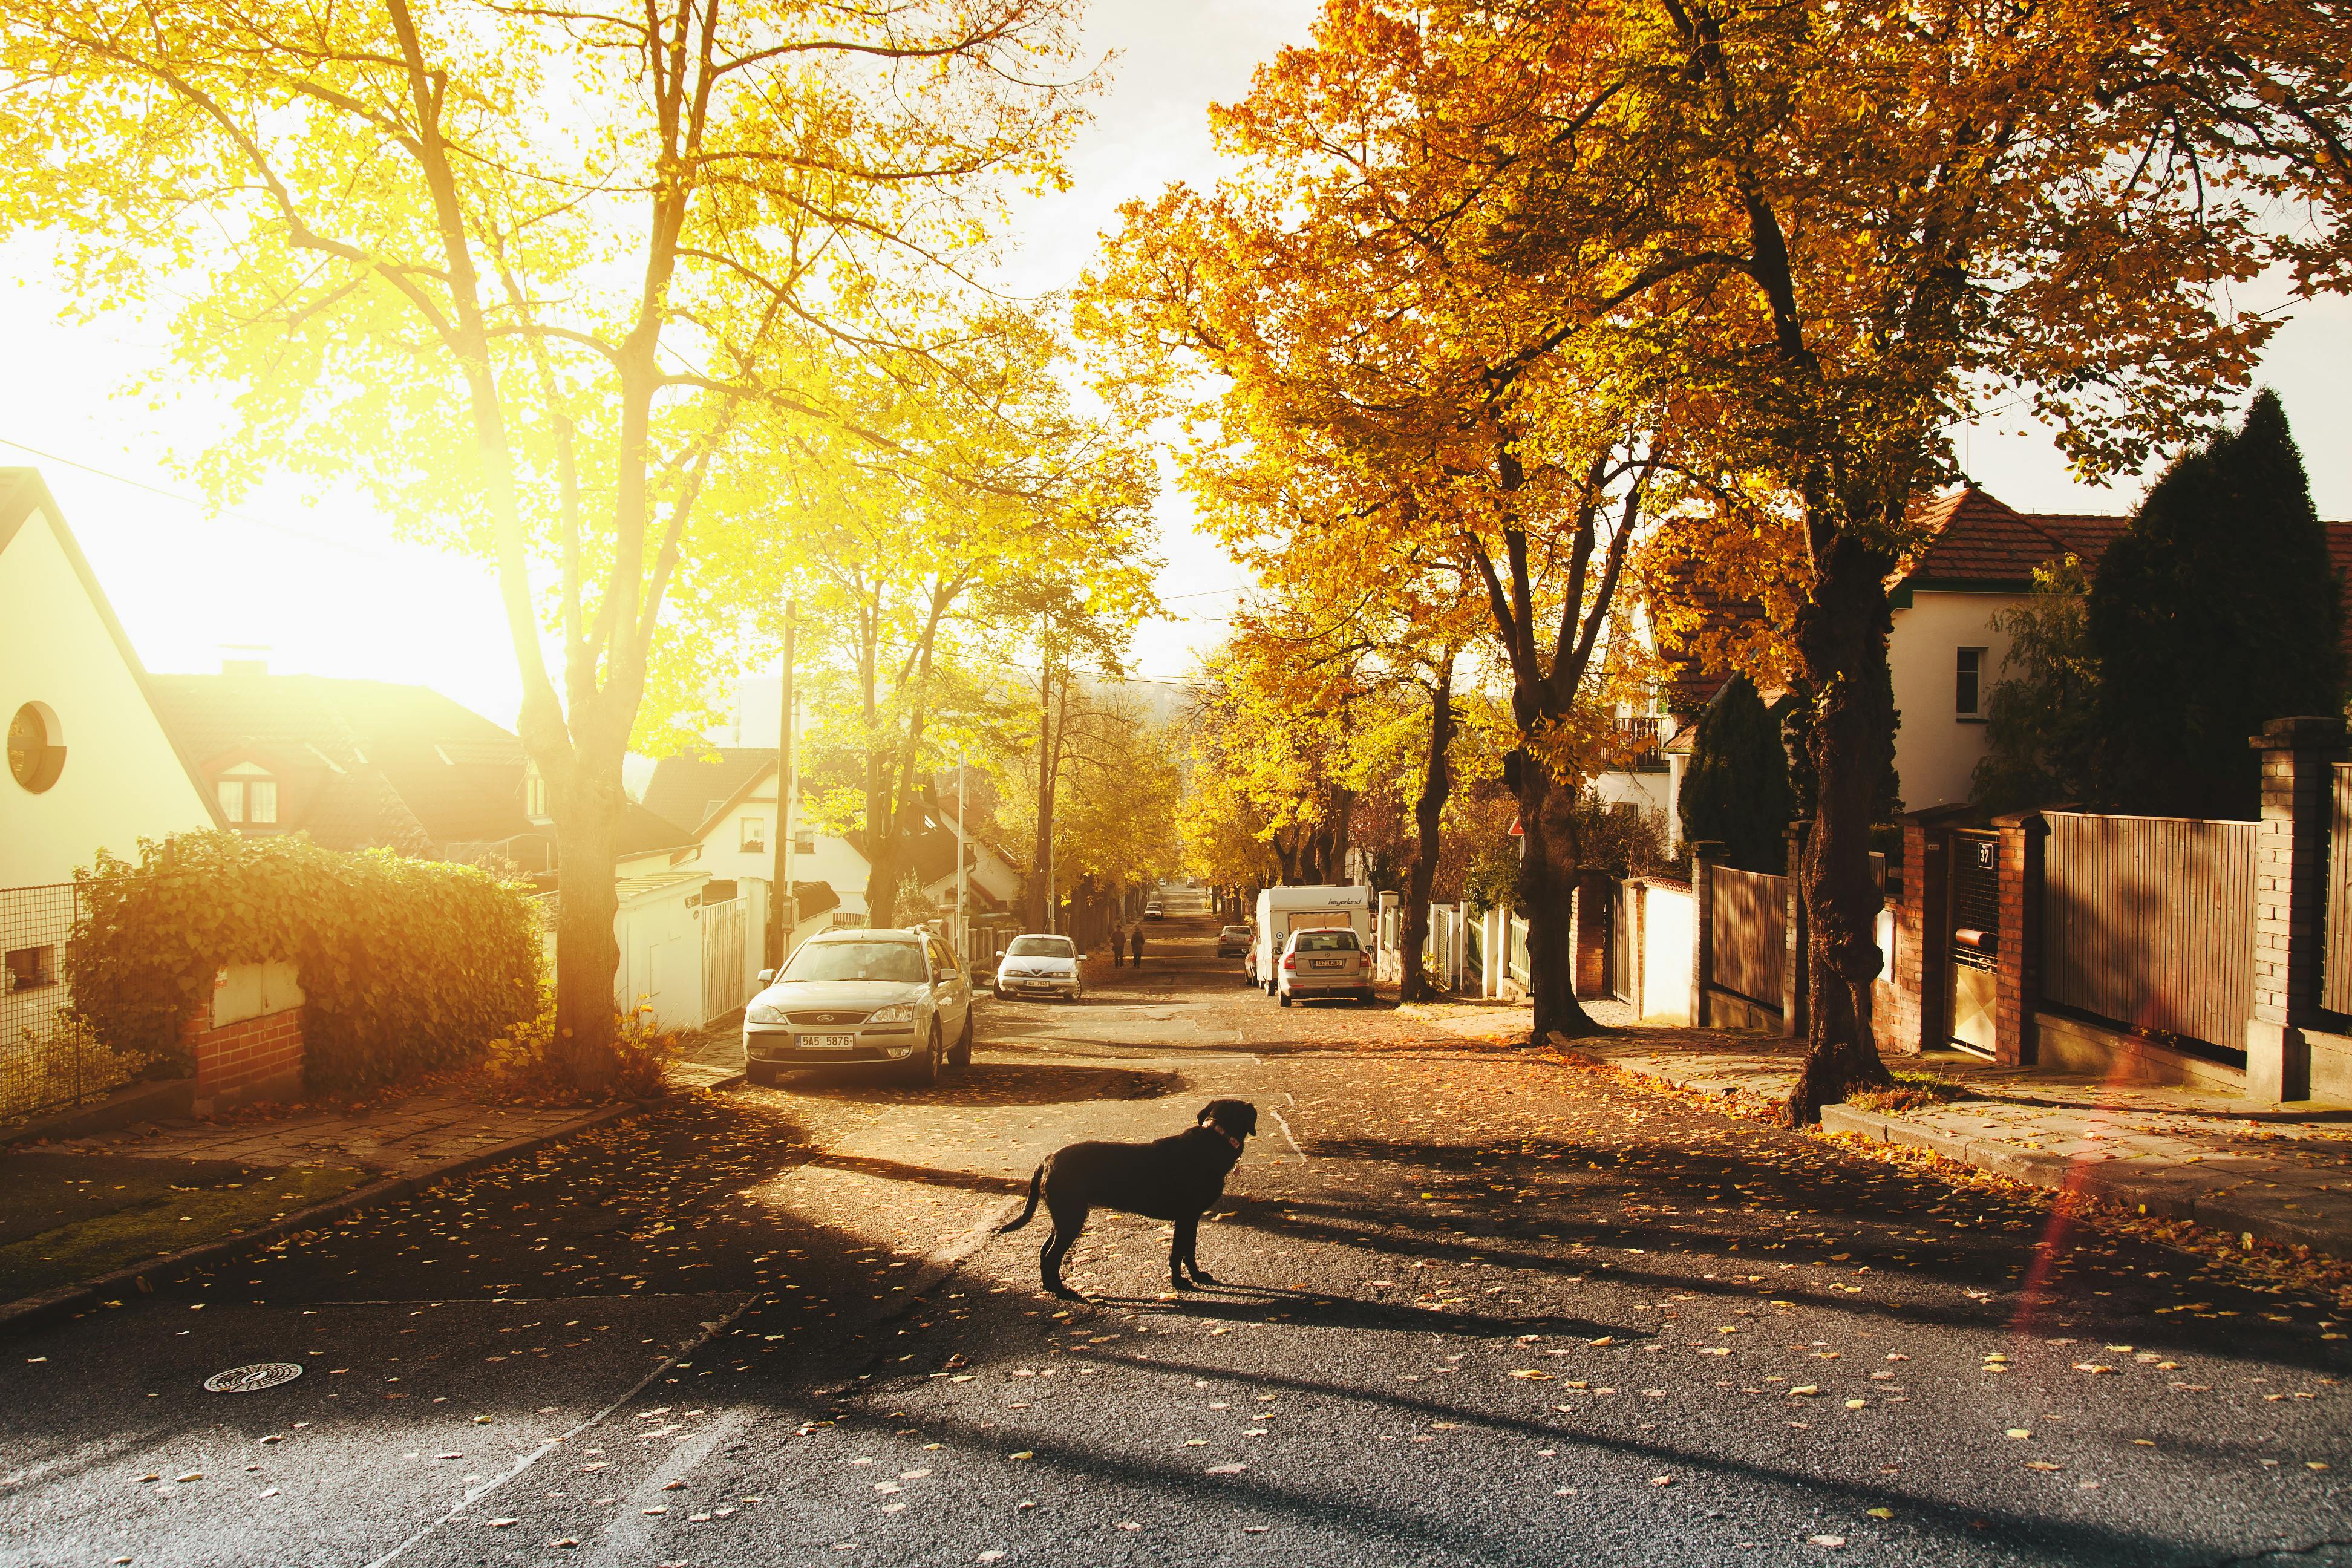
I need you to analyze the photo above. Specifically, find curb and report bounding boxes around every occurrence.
[1547,1033,2351,1259]
[0,1091,696,1342]
[1818,1103,2352,1256]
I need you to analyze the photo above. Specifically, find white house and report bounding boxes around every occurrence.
[3,471,222,1045]
[1,470,221,890]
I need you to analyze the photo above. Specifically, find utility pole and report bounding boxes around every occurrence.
[768,598,797,967]
[955,755,969,959]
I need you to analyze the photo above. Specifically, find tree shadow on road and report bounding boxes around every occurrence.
[765,1062,1183,1106]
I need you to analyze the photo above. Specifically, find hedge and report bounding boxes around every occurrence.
[68,831,542,1096]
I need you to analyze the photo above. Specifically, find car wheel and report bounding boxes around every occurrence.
[903,1023,942,1086]
[1358,988,1374,1005]
[993,983,1007,1001]
[949,1008,973,1068]
[1278,989,1292,1008]
[748,1062,779,1086]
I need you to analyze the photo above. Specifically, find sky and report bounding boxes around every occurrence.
[4,0,2348,734]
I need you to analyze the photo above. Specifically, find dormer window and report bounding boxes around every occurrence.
[218,761,278,825]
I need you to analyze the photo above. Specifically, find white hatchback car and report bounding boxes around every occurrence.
[1278,927,1374,1005]
[742,929,973,1086]
[993,933,1084,1002]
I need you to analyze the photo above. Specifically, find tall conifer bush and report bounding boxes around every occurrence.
[2089,392,2344,818]
[1678,676,1797,874]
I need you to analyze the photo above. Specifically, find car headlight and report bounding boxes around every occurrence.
[747,1002,786,1024]
[866,1004,918,1024]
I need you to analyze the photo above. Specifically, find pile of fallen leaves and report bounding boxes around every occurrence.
[479,1000,682,1106]
[1846,1070,1971,1115]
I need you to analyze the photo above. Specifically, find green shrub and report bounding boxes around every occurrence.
[482,988,682,1104]
[67,831,541,1096]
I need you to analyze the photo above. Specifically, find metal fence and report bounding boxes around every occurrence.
[2327,763,2352,1016]
[1708,864,1787,1010]
[2043,812,2258,1054]
[2,880,144,1123]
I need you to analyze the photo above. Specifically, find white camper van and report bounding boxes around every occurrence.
[1251,884,1377,995]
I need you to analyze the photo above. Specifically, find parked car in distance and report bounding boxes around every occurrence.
[1145,902,1166,920]
[993,933,1084,1002]
[1215,924,1252,958]
[742,929,972,1086]
[1278,926,1373,1006]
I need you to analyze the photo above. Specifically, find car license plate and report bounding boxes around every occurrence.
[1311,959,1341,970]
[802,1033,857,1051]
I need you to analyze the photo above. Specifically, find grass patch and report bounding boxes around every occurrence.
[1848,1070,1973,1116]
[0,1157,366,1300]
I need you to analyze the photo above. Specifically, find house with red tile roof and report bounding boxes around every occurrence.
[1645,484,2351,820]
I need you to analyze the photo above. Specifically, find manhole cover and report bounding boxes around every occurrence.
[204,1362,304,1394]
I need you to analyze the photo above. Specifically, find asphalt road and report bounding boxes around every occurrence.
[4,889,2347,1568]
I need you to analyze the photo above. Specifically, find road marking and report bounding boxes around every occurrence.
[1269,1108,1309,1162]
[359,1292,762,1568]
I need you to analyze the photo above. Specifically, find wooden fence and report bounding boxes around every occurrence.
[2042,811,2257,1054]
[2327,763,2352,1016]
[1708,864,1786,1010]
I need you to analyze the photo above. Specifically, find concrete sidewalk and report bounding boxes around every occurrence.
[1406,996,2352,1258]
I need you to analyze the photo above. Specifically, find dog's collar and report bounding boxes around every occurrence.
[1216,1129,1243,1152]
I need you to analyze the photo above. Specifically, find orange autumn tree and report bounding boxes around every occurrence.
[1188,428,1489,1002]
[1544,0,2352,1117]
[1085,1,1700,1042]
[1104,0,2350,1108]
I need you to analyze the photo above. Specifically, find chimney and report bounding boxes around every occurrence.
[220,644,270,677]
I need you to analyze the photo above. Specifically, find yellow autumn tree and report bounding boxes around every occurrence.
[1,0,1091,1081]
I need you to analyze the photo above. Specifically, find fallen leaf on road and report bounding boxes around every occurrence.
[2025,1462,2063,1472]
[1509,1370,1553,1380]
[488,1518,518,1529]
[1010,1452,1033,1461]
[1650,1476,1674,1486]
[2006,1429,2032,1440]
[1866,1508,1893,1519]
[176,1472,203,1483]
[1809,1535,1846,1548]
[1589,1336,1615,1347]
[1791,1386,1821,1397]
[1207,1464,1246,1475]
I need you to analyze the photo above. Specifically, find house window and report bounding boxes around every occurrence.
[1956,647,1987,719]
[4,944,56,993]
[524,764,547,818]
[740,815,765,853]
[7,702,64,793]
[794,831,815,854]
[217,762,278,825]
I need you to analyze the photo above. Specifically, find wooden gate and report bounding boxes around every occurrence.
[702,896,747,1025]
[2327,763,2352,1015]
[1708,864,1786,1010]
[2043,812,2256,1054]
[1948,829,2000,1054]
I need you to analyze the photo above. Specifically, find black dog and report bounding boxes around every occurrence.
[998,1099,1258,1299]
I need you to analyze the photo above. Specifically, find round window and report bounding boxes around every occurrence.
[7,702,65,793]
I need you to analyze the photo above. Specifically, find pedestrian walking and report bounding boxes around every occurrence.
[1110,923,1125,967]
[1129,925,1145,966]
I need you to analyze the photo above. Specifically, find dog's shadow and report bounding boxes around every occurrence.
[1073,1282,1628,1342]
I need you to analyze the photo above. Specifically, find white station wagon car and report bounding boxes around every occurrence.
[1278,926,1374,1006]
[742,929,973,1086]
[992,933,1083,1002]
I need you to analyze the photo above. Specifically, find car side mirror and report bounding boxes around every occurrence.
[756,968,775,985]
[1078,953,1089,962]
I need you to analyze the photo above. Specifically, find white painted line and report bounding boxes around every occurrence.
[1269,1108,1309,1162]
[360,1293,763,1568]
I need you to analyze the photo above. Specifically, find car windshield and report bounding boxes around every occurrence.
[1005,936,1074,959]
[1293,930,1361,952]
[779,940,926,984]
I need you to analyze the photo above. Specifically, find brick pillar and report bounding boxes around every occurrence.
[1991,810,2047,1068]
[1782,822,1808,1039]
[2247,715,2346,1102]
[1574,868,1612,998]
[1894,805,1970,1055]
[1688,841,1723,1028]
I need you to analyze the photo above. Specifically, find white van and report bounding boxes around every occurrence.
[1251,884,1377,995]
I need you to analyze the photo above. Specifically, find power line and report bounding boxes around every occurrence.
[0,434,397,560]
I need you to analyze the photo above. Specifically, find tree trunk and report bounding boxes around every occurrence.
[549,760,622,1088]
[1399,664,1455,1004]
[1786,531,1899,1122]
[1516,755,1597,1043]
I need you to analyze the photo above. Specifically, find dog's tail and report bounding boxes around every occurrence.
[997,1163,1045,1233]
